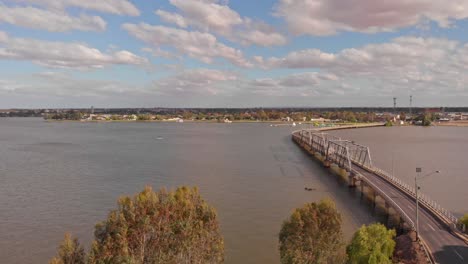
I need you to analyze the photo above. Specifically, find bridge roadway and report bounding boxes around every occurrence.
[353,165,468,264]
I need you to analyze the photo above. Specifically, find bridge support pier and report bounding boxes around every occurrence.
[373,194,377,209]
[384,203,391,224]
[360,182,364,199]
[348,173,357,188]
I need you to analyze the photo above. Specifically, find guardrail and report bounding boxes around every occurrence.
[362,164,459,225]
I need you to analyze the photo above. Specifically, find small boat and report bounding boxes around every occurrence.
[292,122,297,127]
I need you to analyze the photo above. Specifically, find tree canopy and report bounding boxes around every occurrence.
[346,223,396,264]
[50,186,224,264]
[49,233,85,264]
[460,214,468,232]
[278,199,346,264]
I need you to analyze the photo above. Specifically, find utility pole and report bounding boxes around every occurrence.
[393,97,397,116]
[410,95,413,116]
[415,167,421,241]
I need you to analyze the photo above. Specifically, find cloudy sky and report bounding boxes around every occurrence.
[1,0,468,108]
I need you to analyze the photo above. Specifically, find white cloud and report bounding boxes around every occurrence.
[0,5,106,32]
[248,72,341,96]
[169,0,242,32]
[157,0,287,47]
[275,0,468,36]
[122,23,252,67]
[265,49,337,69]
[0,71,143,97]
[13,0,140,16]
[0,31,148,69]
[141,47,178,59]
[257,36,468,96]
[152,68,238,95]
[155,10,188,28]
[0,31,8,43]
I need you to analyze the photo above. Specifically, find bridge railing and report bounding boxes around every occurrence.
[367,166,459,225]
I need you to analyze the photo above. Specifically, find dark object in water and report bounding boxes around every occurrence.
[304,187,316,191]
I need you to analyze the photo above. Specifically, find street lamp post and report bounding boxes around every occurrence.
[414,168,440,241]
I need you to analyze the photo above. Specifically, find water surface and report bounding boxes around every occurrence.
[4,119,462,263]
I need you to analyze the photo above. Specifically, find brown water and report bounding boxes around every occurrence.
[0,119,464,264]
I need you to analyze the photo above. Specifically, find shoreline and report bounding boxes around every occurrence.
[43,119,368,125]
[35,119,468,127]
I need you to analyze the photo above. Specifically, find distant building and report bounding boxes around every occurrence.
[310,117,331,122]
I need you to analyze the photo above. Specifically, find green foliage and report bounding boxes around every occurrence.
[279,199,346,264]
[385,121,393,127]
[50,186,224,264]
[89,186,224,263]
[136,114,152,121]
[347,223,396,264]
[422,115,432,126]
[49,233,86,264]
[110,115,122,121]
[460,214,468,231]
[416,114,433,126]
[44,112,82,120]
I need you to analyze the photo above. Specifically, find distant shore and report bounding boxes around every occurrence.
[433,121,468,127]
[43,119,378,126]
[42,119,468,128]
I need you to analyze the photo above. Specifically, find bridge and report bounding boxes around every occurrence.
[292,128,468,264]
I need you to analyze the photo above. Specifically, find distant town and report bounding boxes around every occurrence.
[1,107,468,126]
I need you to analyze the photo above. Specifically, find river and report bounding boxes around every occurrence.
[0,118,465,263]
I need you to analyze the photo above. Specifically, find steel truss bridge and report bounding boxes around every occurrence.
[293,129,468,264]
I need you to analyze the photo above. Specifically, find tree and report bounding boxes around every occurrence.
[51,186,224,264]
[347,223,396,264]
[422,115,432,126]
[399,112,406,121]
[279,199,346,264]
[49,233,86,264]
[460,214,468,232]
[137,114,152,121]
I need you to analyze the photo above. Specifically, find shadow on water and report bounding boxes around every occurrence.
[433,245,468,264]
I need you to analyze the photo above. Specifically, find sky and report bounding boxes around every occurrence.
[1,0,468,108]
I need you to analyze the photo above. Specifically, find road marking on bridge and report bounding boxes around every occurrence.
[453,249,464,260]
[427,223,436,231]
[406,204,415,211]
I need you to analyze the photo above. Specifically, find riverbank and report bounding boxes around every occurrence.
[433,121,468,127]
[44,119,378,126]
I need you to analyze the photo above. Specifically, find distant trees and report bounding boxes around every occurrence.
[422,115,432,126]
[346,223,396,264]
[44,112,82,120]
[399,112,407,121]
[279,199,346,264]
[136,114,152,121]
[110,115,122,121]
[50,186,224,264]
